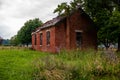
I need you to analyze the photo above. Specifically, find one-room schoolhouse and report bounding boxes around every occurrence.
[31,7,97,53]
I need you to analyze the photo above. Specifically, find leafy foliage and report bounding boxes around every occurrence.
[10,35,19,46]
[108,11,120,37]
[16,18,43,45]
[54,2,71,16]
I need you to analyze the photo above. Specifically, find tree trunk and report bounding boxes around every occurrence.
[104,39,110,50]
[118,35,120,51]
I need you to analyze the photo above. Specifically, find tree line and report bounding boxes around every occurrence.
[10,18,43,46]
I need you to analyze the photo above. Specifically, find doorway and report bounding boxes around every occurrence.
[76,32,82,48]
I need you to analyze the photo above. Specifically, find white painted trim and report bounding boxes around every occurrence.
[46,29,51,32]
[75,30,83,32]
[47,44,50,47]
[36,29,40,33]
[40,45,42,47]
[31,32,36,35]
[39,31,43,34]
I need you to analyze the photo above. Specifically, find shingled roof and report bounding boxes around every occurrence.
[41,16,66,29]
[32,16,66,34]
[32,6,88,34]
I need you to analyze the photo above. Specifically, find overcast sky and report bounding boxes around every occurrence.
[0,0,70,39]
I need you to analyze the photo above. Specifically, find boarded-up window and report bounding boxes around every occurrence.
[40,33,43,45]
[46,31,50,45]
[76,32,82,48]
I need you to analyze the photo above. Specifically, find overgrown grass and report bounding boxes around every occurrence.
[0,47,120,80]
[33,49,120,80]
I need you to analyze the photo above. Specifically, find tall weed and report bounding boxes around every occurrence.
[33,49,120,80]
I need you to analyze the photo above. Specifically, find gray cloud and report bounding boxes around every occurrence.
[0,0,70,39]
[0,24,11,38]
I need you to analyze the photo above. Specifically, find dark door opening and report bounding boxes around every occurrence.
[76,32,82,48]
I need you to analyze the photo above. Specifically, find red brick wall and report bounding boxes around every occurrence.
[32,27,56,53]
[55,21,66,52]
[68,9,97,50]
[66,18,71,50]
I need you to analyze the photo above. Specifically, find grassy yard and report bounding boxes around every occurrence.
[0,47,120,80]
[0,47,47,80]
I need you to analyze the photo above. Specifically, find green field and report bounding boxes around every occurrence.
[0,47,120,80]
[0,48,48,80]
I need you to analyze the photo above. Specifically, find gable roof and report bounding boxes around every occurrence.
[40,7,92,29]
[32,7,92,34]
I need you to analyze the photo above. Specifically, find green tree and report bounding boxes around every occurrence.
[108,11,120,50]
[17,18,43,46]
[54,2,71,16]
[96,9,112,48]
[83,0,120,49]
[54,0,113,17]
[10,35,19,46]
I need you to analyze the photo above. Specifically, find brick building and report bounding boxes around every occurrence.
[31,8,97,53]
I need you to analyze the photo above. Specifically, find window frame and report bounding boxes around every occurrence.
[46,31,50,46]
[40,33,43,46]
[34,34,36,45]
[75,30,83,48]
